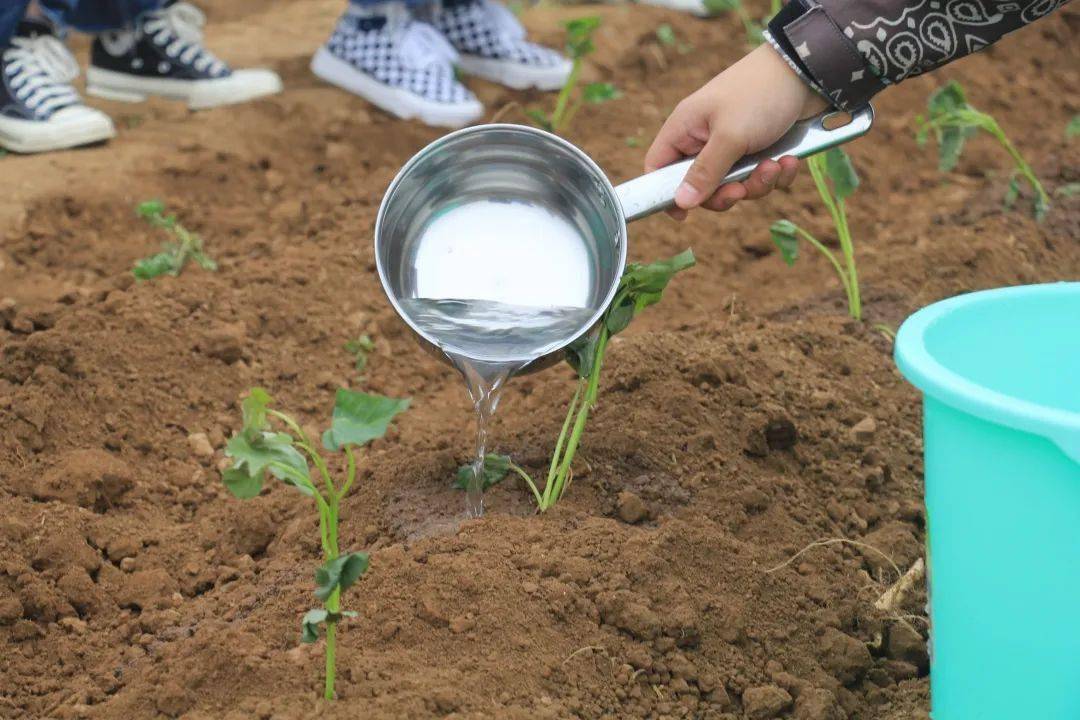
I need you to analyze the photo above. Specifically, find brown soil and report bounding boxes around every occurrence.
[1,2,1078,719]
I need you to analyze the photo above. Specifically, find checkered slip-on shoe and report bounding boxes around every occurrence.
[434,0,571,91]
[0,18,115,153]
[311,2,482,128]
[86,2,282,110]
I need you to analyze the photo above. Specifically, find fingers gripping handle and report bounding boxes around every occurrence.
[614,105,875,223]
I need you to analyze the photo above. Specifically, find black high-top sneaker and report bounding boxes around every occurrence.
[433,0,571,91]
[310,1,482,128]
[0,18,114,153]
[86,1,282,110]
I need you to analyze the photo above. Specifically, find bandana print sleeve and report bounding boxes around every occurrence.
[766,0,1073,111]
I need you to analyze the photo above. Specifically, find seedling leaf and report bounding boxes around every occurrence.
[1003,175,1020,210]
[565,16,600,58]
[314,552,370,601]
[241,387,272,433]
[132,251,180,280]
[656,23,676,46]
[823,148,859,200]
[566,333,600,378]
[583,82,620,104]
[525,108,552,131]
[222,467,264,500]
[770,220,799,266]
[322,389,410,451]
[301,608,358,643]
[454,453,512,491]
[344,334,375,372]
[1068,115,1080,139]
[136,199,166,217]
[225,430,314,497]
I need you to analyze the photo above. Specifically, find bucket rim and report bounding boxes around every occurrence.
[895,282,1080,464]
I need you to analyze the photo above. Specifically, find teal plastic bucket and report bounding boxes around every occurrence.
[895,283,1080,719]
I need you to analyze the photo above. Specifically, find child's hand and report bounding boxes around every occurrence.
[645,44,828,220]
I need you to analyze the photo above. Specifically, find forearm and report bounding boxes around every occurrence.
[766,0,1074,110]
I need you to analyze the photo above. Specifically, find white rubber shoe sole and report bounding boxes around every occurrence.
[636,0,711,17]
[85,66,283,110]
[0,105,116,154]
[457,53,572,91]
[310,47,482,129]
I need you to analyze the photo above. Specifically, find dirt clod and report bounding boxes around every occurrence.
[616,491,649,524]
[743,685,794,719]
[818,628,873,686]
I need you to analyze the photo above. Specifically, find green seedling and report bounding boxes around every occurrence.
[223,387,408,700]
[770,147,862,320]
[655,23,692,54]
[703,0,764,45]
[132,200,217,280]
[527,17,620,134]
[344,334,375,374]
[916,81,1050,220]
[457,251,696,511]
[1066,116,1079,140]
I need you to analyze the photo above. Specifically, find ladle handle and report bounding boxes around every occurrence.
[615,105,875,223]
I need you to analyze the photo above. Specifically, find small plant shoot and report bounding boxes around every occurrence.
[223,387,408,700]
[457,251,696,511]
[702,0,764,45]
[916,81,1050,220]
[132,200,218,280]
[344,334,375,374]
[527,17,620,134]
[771,148,863,320]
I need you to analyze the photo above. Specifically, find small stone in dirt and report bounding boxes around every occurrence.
[885,622,928,672]
[617,491,649,524]
[859,522,921,578]
[742,685,793,719]
[187,432,214,460]
[199,324,246,364]
[850,416,877,444]
[449,616,475,634]
[626,644,652,670]
[818,628,872,685]
[765,417,798,450]
[106,534,141,562]
[793,688,844,720]
[416,595,449,628]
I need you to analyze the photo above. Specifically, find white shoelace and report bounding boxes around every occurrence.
[397,20,460,69]
[2,33,80,117]
[143,2,227,75]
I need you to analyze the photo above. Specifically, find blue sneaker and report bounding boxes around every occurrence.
[0,18,114,153]
[434,0,572,91]
[311,2,483,128]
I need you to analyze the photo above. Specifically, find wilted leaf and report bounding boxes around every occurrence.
[454,454,512,491]
[314,552,370,601]
[322,389,409,451]
[770,219,800,266]
[222,467,263,500]
[566,332,599,378]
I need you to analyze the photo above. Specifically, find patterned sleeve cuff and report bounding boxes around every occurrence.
[762,29,832,108]
[769,1,887,111]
